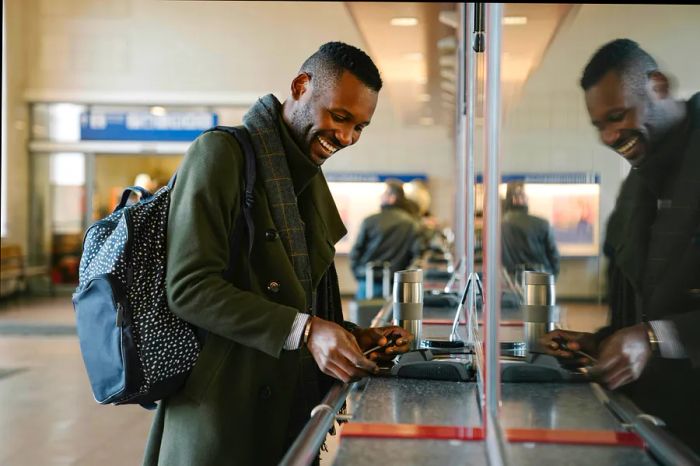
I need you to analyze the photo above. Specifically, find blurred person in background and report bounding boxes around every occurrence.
[404,179,447,253]
[144,42,413,466]
[501,181,560,280]
[350,179,423,299]
[542,38,700,452]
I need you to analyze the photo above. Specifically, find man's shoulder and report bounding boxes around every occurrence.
[186,130,247,170]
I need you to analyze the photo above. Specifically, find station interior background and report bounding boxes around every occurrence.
[1,2,700,465]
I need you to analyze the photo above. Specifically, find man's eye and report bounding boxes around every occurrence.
[331,113,347,122]
[608,111,626,122]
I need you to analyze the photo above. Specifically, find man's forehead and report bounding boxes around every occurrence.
[325,71,378,118]
[584,70,630,113]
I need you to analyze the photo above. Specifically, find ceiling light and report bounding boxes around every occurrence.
[150,106,167,116]
[418,94,431,102]
[390,17,418,27]
[437,36,457,51]
[439,55,456,68]
[503,16,527,26]
[416,76,428,85]
[440,69,456,81]
[403,52,423,61]
[439,10,458,29]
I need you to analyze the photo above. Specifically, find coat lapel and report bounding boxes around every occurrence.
[299,172,347,289]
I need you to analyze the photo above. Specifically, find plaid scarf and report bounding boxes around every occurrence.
[242,95,314,312]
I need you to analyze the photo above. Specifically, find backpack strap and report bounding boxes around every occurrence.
[203,125,257,284]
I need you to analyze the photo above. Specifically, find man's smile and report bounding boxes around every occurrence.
[317,135,339,155]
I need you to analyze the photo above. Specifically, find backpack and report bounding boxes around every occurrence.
[72,126,256,409]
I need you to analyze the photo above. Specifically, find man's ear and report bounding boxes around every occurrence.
[647,71,670,99]
[290,73,311,100]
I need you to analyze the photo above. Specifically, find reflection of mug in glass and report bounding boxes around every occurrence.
[393,269,423,350]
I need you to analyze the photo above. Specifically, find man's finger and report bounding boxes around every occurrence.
[336,348,376,374]
[325,359,359,383]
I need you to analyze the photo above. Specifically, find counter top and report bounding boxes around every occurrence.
[329,302,660,466]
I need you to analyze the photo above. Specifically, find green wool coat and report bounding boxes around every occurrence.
[142,126,346,465]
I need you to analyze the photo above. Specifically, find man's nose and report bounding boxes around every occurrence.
[336,126,354,147]
[601,127,620,146]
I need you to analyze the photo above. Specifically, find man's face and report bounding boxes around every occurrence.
[584,70,657,167]
[288,71,378,166]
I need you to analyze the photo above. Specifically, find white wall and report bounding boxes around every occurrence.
[501,4,700,298]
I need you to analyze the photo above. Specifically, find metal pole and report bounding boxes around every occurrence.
[465,1,477,304]
[483,1,503,421]
[455,2,467,278]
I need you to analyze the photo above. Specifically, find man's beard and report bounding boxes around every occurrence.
[288,102,314,156]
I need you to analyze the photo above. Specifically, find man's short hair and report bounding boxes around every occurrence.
[504,182,526,211]
[300,42,383,93]
[580,39,658,92]
[384,179,405,201]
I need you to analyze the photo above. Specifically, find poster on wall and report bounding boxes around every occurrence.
[327,173,428,255]
[477,173,600,257]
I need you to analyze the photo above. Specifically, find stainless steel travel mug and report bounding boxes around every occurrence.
[522,271,559,352]
[393,269,423,350]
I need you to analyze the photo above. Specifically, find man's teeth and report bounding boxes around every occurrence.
[318,136,337,154]
[617,137,637,155]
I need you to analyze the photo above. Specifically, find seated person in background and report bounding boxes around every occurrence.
[350,180,422,299]
[501,182,560,280]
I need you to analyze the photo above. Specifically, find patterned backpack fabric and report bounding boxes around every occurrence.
[72,126,256,408]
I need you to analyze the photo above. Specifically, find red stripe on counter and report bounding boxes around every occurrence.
[340,424,645,449]
[340,423,485,441]
[506,428,645,448]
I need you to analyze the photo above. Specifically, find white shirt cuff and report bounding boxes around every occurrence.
[283,313,311,350]
[649,320,688,359]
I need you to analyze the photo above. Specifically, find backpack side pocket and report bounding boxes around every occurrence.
[73,274,130,404]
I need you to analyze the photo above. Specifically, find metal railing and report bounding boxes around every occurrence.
[591,383,700,466]
[278,381,359,466]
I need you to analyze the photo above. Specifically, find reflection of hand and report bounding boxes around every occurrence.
[306,317,378,383]
[353,326,414,361]
[539,329,598,366]
[590,324,651,390]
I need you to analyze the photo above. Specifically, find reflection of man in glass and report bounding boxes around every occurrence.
[542,39,700,452]
[501,182,560,280]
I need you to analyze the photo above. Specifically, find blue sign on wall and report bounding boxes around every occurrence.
[80,111,218,141]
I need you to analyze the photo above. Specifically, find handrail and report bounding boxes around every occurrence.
[279,381,358,466]
[590,383,700,466]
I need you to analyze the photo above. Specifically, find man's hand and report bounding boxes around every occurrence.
[539,329,598,366]
[306,317,378,383]
[591,324,651,390]
[353,326,414,361]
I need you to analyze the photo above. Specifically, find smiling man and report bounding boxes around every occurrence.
[542,39,700,453]
[143,42,413,466]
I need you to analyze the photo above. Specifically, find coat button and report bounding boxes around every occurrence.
[259,385,272,400]
[265,229,279,241]
[267,281,280,293]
